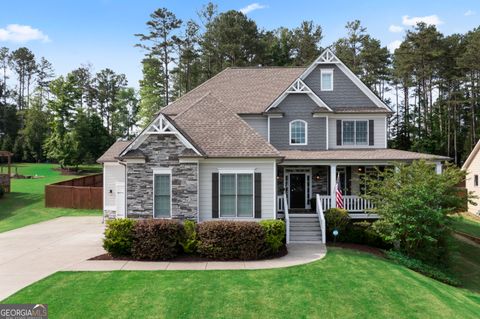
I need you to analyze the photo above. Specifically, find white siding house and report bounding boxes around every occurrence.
[462,140,480,215]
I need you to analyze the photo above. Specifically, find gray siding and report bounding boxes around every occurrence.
[199,160,276,221]
[269,94,327,150]
[240,115,268,140]
[304,64,377,108]
[328,114,387,149]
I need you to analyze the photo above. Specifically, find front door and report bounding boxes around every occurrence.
[289,174,306,209]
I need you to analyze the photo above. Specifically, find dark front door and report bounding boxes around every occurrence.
[289,174,306,209]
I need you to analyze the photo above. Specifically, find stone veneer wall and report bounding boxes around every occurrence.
[126,134,198,220]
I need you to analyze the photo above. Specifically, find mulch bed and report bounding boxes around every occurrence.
[89,245,288,262]
[454,231,480,245]
[52,167,98,176]
[327,242,385,258]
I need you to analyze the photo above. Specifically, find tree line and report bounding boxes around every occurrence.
[0,48,138,166]
[1,2,479,167]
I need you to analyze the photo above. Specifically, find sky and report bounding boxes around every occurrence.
[1,0,479,88]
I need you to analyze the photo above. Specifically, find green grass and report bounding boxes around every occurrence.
[3,248,480,319]
[451,214,480,238]
[0,163,101,233]
[449,237,480,292]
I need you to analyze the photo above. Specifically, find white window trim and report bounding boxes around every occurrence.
[218,170,255,218]
[152,167,172,219]
[320,68,334,91]
[342,120,369,146]
[289,119,308,146]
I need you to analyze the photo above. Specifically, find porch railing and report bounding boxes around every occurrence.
[343,195,374,212]
[283,193,290,244]
[315,194,326,243]
[278,194,373,213]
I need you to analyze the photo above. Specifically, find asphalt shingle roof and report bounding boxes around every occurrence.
[97,140,130,163]
[280,149,450,161]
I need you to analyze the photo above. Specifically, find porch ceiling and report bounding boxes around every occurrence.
[279,149,450,162]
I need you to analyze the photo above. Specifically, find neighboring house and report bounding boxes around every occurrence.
[98,49,449,242]
[462,140,480,215]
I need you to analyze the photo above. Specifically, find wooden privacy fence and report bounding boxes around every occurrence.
[45,174,103,209]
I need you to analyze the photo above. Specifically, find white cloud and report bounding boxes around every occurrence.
[464,10,475,16]
[0,24,50,43]
[389,25,403,33]
[239,3,268,14]
[388,40,402,52]
[402,15,443,27]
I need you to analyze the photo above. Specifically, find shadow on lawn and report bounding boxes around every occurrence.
[0,192,43,219]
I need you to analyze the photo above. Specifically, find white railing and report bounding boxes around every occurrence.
[283,193,290,244]
[316,195,332,211]
[316,194,326,243]
[343,195,374,212]
[277,195,284,212]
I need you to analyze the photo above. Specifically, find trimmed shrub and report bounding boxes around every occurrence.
[103,219,136,257]
[260,220,286,254]
[197,221,266,260]
[325,208,349,240]
[180,220,199,254]
[385,250,460,286]
[132,219,185,260]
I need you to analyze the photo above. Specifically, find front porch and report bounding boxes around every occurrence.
[276,164,379,218]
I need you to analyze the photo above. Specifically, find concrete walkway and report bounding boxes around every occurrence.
[0,216,327,301]
[65,243,327,271]
[0,216,105,301]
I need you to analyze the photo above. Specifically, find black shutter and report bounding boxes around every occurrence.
[346,166,352,195]
[254,173,262,218]
[369,120,374,146]
[212,173,219,218]
[336,120,342,145]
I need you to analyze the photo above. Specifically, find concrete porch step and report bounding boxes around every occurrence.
[290,226,321,231]
[290,230,321,237]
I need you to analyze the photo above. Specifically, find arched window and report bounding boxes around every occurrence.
[289,120,307,145]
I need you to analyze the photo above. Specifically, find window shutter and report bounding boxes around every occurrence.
[336,120,342,145]
[346,166,352,195]
[369,120,374,146]
[254,173,262,218]
[212,173,219,218]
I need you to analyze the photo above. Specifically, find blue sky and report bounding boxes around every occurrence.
[1,0,479,88]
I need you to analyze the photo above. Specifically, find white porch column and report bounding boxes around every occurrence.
[435,161,443,174]
[330,164,337,208]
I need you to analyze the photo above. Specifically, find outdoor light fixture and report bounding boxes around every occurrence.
[315,174,321,181]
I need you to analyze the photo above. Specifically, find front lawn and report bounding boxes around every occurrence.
[451,214,480,237]
[3,248,480,318]
[0,163,101,233]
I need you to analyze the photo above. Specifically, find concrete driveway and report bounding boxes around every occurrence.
[0,216,105,301]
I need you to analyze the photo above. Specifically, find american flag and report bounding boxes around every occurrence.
[335,175,344,209]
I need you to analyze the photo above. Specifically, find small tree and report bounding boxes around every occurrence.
[363,160,467,264]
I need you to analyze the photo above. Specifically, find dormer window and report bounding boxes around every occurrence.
[321,69,333,91]
[289,120,307,145]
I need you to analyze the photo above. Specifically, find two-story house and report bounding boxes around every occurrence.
[98,49,449,243]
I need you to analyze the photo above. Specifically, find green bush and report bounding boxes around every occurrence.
[385,250,460,286]
[197,221,266,260]
[342,221,390,249]
[363,161,467,264]
[103,219,136,257]
[259,220,286,254]
[180,220,198,254]
[132,219,185,260]
[325,208,349,240]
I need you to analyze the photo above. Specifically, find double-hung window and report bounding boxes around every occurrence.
[220,172,254,217]
[153,169,171,218]
[290,120,307,145]
[342,120,368,145]
[321,69,333,91]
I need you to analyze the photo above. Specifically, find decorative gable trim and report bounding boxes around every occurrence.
[119,113,203,158]
[300,48,392,111]
[265,78,333,112]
